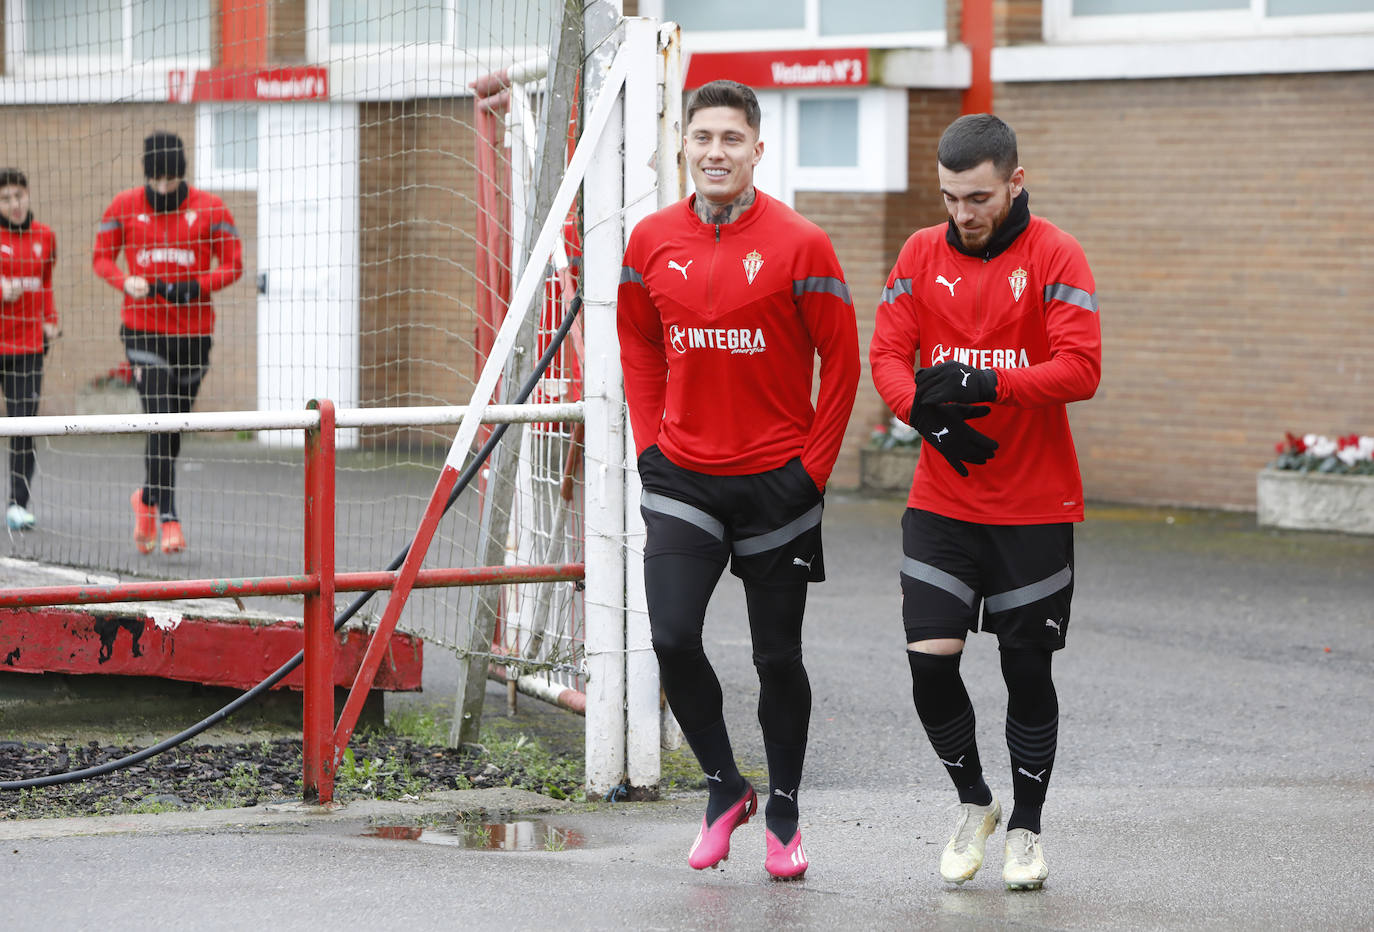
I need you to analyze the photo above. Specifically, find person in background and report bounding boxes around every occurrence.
[93,131,243,555]
[0,168,59,532]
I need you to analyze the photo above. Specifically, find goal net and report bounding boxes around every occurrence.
[0,1,673,796]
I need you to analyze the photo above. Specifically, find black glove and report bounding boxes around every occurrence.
[152,279,202,304]
[915,361,997,406]
[909,402,998,477]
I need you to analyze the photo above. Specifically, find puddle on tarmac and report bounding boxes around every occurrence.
[364,820,585,851]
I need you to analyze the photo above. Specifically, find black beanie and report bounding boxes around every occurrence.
[143,131,187,180]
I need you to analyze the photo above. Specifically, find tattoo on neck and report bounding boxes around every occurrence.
[696,187,756,225]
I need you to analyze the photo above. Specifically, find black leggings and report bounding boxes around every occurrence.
[0,353,43,508]
[122,328,211,520]
[645,551,811,748]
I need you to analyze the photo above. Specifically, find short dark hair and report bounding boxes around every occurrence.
[938,114,1018,178]
[0,168,28,189]
[686,80,761,132]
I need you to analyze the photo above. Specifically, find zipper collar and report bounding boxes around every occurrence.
[145,181,190,213]
[684,189,770,237]
[945,189,1030,260]
[0,211,33,232]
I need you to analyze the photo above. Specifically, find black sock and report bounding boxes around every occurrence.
[745,582,810,845]
[763,739,804,843]
[681,719,749,823]
[1001,646,1058,833]
[907,649,991,806]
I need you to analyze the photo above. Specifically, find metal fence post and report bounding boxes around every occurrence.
[303,399,337,802]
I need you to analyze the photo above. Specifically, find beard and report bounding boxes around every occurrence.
[957,194,1013,252]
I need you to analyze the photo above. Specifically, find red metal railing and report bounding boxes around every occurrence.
[0,399,584,803]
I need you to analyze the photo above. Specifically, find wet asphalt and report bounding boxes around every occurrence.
[1,494,1372,930]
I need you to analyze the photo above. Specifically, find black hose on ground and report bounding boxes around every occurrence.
[0,292,584,790]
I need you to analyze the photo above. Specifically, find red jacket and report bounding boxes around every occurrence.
[0,220,57,355]
[618,192,860,490]
[92,186,244,335]
[870,212,1101,524]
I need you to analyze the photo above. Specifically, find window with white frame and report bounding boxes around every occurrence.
[5,0,211,73]
[786,88,906,195]
[640,0,945,50]
[195,106,261,192]
[1044,0,1374,42]
[314,0,562,58]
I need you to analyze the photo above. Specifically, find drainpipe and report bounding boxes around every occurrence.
[961,0,995,114]
[221,0,268,68]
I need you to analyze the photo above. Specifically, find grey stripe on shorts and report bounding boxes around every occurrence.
[732,501,823,557]
[901,557,976,608]
[984,565,1073,614]
[640,491,724,541]
[125,348,170,369]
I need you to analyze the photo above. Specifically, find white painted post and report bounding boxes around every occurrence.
[652,21,686,755]
[581,0,628,799]
[657,24,686,206]
[621,16,663,794]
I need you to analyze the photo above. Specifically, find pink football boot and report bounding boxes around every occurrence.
[764,828,808,880]
[687,783,757,869]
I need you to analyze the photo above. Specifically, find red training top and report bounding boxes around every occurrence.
[618,191,860,491]
[92,185,244,335]
[870,214,1102,524]
[0,220,57,354]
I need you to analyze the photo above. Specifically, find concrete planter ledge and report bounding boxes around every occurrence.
[860,446,919,496]
[1256,469,1374,536]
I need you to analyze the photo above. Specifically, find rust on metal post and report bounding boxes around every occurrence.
[0,564,584,610]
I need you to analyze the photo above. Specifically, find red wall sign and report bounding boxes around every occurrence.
[168,66,329,103]
[684,48,868,89]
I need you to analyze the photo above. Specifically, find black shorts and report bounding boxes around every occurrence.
[637,445,825,585]
[900,508,1074,650]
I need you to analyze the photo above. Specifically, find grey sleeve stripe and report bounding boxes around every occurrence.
[641,491,724,541]
[901,557,976,608]
[1043,282,1098,313]
[210,221,239,237]
[881,278,913,304]
[732,502,824,557]
[985,565,1073,614]
[792,276,852,304]
[620,266,644,286]
[98,220,120,233]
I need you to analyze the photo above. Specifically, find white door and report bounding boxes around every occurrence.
[256,102,360,447]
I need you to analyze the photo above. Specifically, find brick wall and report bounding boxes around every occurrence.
[998,73,1374,508]
[797,89,963,490]
[357,99,482,451]
[271,0,308,63]
[996,0,1043,45]
[951,0,1045,46]
[0,106,258,416]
